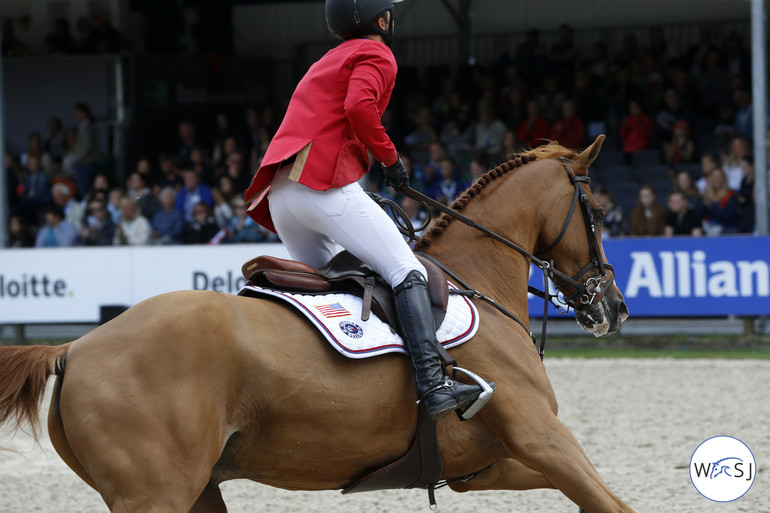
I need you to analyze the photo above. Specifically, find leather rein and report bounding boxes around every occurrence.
[388,162,614,360]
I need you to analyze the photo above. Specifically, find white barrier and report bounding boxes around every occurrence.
[0,244,290,324]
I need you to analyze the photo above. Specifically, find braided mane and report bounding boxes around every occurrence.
[414,141,585,250]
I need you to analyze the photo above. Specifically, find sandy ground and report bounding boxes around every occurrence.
[1,358,768,513]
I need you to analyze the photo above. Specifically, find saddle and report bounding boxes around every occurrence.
[241,250,449,329]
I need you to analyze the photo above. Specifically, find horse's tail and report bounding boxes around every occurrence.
[0,342,72,443]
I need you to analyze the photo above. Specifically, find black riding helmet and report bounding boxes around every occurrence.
[326,0,404,45]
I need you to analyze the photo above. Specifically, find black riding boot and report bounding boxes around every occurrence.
[394,270,494,421]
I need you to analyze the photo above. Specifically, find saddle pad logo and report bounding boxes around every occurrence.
[314,302,351,318]
[339,321,364,338]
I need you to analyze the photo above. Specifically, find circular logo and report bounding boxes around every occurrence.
[690,435,756,502]
[339,321,364,339]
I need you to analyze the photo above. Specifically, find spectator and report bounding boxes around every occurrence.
[427,158,461,205]
[17,154,51,225]
[22,131,53,176]
[238,108,264,164]
[654,88,691,144]
[190,146,215,186]
[60,126,79,177]
[45,117,65,162]
[440,102,475,164]
[495,129,520,164]
[662,119,695,165]
[539,75,566,122]
[155,154,184,192]
[227,196,274,243]
[176,168,215,223]
[672,169,703,211]
[737,154,755,233]
[594,185,627,238]
[721,136,750,191]
[404,106,437,166]
[701,168,739,235]
[72,103,101,197]
[211,112,235,166]
[547,24,577,84]
[134,158,154,184]
[8,215,34,248]
[619,100,654,161]
[664,191,704,237]
[35,205,79,247]
[107,187,125,224]
[693,49,729,117]
[732,88,753,140]
[182,202,220,244]
[516,99,549,148]
[549,99,586,149]
[151,187,184,244]
[176,119,205,165]
[114,197,151,245]
[223,151,250,192]
[212,186,234,229]
[80,199,115,246]
[629,185,666,236]
[85,11,126,53]
[126,171,158,220]
[52,182,84,228]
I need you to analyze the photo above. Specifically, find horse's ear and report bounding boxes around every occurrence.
[576,134,605,167]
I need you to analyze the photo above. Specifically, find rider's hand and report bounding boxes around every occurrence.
[382,154,408,189]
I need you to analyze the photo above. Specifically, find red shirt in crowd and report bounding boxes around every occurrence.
[619,114,654,154]
[549,116,586,149]
[516,116,550,148]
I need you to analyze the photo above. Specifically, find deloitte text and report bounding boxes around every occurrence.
[625,250,769,298]
[192,271,247,293]
[0,274,69,298]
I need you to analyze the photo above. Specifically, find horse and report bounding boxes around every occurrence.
[0,135,635,513]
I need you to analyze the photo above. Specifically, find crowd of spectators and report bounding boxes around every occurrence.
[3,23,768,249]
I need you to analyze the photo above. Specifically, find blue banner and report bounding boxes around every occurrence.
[527,236,770,317]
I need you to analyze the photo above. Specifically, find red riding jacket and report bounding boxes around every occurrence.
[245,38,399,232]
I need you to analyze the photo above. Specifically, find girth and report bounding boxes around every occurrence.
[241,250,449,329]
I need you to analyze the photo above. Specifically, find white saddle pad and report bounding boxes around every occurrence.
[238,283,479,359]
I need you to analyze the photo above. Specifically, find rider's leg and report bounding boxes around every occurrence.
[269,177,494,419]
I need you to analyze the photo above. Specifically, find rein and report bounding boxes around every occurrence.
[388,164,613,360]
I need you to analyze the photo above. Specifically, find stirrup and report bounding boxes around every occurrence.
[452,367,495,420]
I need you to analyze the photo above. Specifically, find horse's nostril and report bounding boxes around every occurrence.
[617,301,629,323]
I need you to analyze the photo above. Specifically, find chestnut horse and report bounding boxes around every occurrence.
[0,135,635,512]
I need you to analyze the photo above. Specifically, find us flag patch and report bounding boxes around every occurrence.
[313,302,351,318]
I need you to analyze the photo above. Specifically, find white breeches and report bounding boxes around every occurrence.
[268,168,426,288]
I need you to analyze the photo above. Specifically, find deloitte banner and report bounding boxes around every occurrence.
[527,235,770,317]
[1,237,768,324]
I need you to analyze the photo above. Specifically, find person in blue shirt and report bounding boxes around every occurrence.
[151,187,184,244]
[175,168,214,223]
[35,205,79,247]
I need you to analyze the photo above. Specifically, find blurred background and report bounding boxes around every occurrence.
[1,0,768,345]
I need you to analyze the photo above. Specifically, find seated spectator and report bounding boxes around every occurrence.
[108,187,125,224]
[35,205,79,247]
[672,169,703,211]
[155,154,184,192]
[737,154,755,233]
[126,171,158,220]
[190,146,215,186]
[696,151,721,195]
[655,88,692,143]
[594,185,628,238]
[662,119,695,165]
[212,186,234,229]
[114,198,151,245]
[404,106,437,166]
[8,215,34,248]
[223,151,251,192]
[549,99,586,150]
[664,191,704,237]
[440,102,475,164]
[701,168,739,235]
[52,182,84,228]
[227,197,276,243]
[182,202,220,244]
[176,168,214,223]
[17,154,51,225]
[426,158,461,205]
[516,99,549,148]
[176,119,206,165]
[80,199,116,246]
[151,187,184,244]
[629,185,666,236]
[619,100,654,161]
[476,107,508,156]
[721,136,750,191]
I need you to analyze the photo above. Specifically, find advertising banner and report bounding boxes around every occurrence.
[1,237,768,324]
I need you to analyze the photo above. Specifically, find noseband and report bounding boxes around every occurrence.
[385,161,614,359]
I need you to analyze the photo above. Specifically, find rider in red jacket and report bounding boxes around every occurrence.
[244,0,493,421]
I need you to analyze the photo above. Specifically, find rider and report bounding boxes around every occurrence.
[243,0,493,421]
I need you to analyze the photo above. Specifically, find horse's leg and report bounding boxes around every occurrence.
[491,401,635,513]
[449,458,554,492]
[189,483,227,513]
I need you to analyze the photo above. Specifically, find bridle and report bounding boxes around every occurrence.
[383,159,614,358]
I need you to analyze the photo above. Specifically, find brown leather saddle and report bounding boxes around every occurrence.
[241,250,449,330]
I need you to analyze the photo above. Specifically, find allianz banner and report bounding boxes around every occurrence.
[527,235,770,317]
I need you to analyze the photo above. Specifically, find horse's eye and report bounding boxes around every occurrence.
[594,211,605,224]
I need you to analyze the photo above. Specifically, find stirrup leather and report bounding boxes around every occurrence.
[452,367,495,420]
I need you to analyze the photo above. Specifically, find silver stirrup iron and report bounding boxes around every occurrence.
[452,367,494,420]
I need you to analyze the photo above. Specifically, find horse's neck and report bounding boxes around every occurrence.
[422,171,543,323]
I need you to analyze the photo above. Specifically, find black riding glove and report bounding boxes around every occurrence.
[382,154,408,189]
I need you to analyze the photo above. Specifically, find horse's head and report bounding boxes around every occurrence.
[533,135,629,336]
